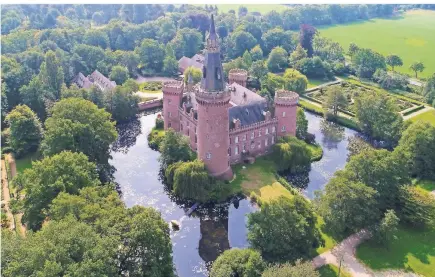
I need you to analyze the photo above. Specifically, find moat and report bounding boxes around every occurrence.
[109,111,357,277]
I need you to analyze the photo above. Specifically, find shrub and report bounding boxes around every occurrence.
[399,186,435,228]
[271,136,311,173]
[155,117,164,129]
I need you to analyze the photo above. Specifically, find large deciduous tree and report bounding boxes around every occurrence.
[423,73,435,106]
[266,46,288,73]
[299,24,317,57]
[261,260,320,277]
[84,29,110,49]
[210,249,266,277]
[105,80,140,123]
[247,195,321,262]
[409,61,425,78]
[323,86,347,118]
[271,136,311,173]
[109,65,129,85]
[296,108,308,141]
[262,27,294,55]
[39,50,64,100]
[227,30,257,59]
[159,129,194,167]
[169,28,202,59]
[41,98,117,176]
[282,68,308,93]
[162,45,179,76]
[19,76,50,121]
[135,38,165,73]
[21,151,100,230]
[5,105,43,157]
[351,48,386,79]
[386,54,403,72]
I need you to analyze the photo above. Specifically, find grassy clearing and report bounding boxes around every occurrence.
[307,143,324,161]
[410,109,435,126]
[415,179,435,192]
[15,152,39,174]
[318,264,352,277]
[316,216,338,255]
[232,157,277,195]
[320,10,435,79]
[307,78,330,89]
[356,225,435,276]
[196,4,290,14]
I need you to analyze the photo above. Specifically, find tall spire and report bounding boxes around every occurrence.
[200,14,225,92]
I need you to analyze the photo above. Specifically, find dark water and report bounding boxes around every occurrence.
[109,111,356,276]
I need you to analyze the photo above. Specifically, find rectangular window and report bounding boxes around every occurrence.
[228,147,231,156]
[251,143,255,149]
[229,138,232,144]
[282,111,286,117]
[206,153,211,160]
[265,128,269,135]
[243,144,246,151]
[181,124,183,131]
[258,142,261,149]
[243,134,247,141]
[168,99,172,104]
[168,122,172,128]
[272,126,276,133]
[281,126,286,132]
[235,136,239,143]
[235,146,239,155]
[251,132,255,139]
[265,139,268,146]
[168,112,172,117]
[258,130,262,137]
[272,136,275,144]
[195,135,197,143]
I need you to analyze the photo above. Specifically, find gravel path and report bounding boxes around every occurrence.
[1,158,15,231]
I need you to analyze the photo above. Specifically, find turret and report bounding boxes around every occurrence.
[162,81,184,130]
[195,14,233,180]
[274,89,299,137]
[229,69,248,87]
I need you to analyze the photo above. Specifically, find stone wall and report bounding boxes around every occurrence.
[138,99,163,111]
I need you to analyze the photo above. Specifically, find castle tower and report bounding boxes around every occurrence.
[162,81,184,130]
[195,15,233,180]
[229,69,248,87]
[274,89,299,137]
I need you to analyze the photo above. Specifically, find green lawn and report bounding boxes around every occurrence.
[356,225,435,276]
[415,179,435,192]
[307,78,330,89]
[232,157,277,195]
[410,109,435,126]
[15,152,39,174]
[320,10,435,79]
[196,4,290,14]
[318,264,352,277]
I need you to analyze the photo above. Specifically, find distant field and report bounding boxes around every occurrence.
[320,10,435,79]
[410,109,435,126]
[196,4,290,14]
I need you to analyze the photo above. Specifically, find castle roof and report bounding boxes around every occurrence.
[229,83,265,106]
[178,56,203,73]
[229,101,268,128]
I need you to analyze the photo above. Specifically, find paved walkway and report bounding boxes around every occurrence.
[1,158,15,231]
[313,229,373,277]
[403,106,434,121]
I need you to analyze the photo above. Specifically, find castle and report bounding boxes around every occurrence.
[163,15,299,180]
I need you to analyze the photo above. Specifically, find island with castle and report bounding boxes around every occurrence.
[162,15,299,180]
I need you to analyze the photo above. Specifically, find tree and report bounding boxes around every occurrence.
[262,27,294,54]
[238,6,248,17]
[242,50,253,68]
[423,73,435,105]
[92,11,104,25]
[19,76,49,121]
[162,45,179,76]
[210,249,266,277]
[386,54,403,72]
[271,136,311,173]
[266,46,288,73]
[249,61,268,81]
[399,186,435,228]
[323,86,347,118]
[313,36,345,63]
[135,39,165,73]
[373,69,408,90]
[395,121,435,180]
[373,210,399,247]
[39,50,65,100]
[73,44,106,75]
[169,28,202,59]
[41,98,117,170]
[409,61,425,78]
[49,187,175,276]
[352,48,386,78]
[295,57,334,80]
[261,260,320,277]
[5,105,43,158]
[283,68,308,94]
[296,109,308,140]
[1,218,118,277]
[84,29,110,49]
[315,172,380,237]
[355,93,403,147]
[227,31,257,58]
[22,151,100,230]
[290,44,308,65]
[183,66,202,85]
[109,65,129,85]
[247,195,321,262]
[159,129,194,167]
[299,24,317,57]
[346,136,372,161]
[250,45,263,61]
[105,82,140,123]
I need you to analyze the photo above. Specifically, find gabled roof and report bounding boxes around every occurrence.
[229,101,268,128]
[178,56,203,73]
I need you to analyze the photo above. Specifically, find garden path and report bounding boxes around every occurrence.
[5,155,26,237]
[403,106,435,120]
[1,158,15,231]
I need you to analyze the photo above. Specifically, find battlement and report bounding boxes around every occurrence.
[194,88,231,106]
[274,89,299,106]
[162,81,184,94]
[229,69,248,87]
[229,69,248,78]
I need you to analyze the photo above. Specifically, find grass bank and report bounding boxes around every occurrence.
[410,109,435,126]
[318,264,352,277]
[356,225,435,276]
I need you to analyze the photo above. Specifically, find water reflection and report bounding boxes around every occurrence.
[111,117,142,154]
[320,120,346,150]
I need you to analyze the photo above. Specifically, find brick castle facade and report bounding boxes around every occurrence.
[163,15,299,180]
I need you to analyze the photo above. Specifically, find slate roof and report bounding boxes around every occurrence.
[72,72,92,89]
[178,56,203,73]
[229,83,265,106]
[89,70,117,92]
[192,54,205,63]
[229,101,268,128]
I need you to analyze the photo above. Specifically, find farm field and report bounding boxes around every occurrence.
[320,10,435,79]
[195,4,290,14]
